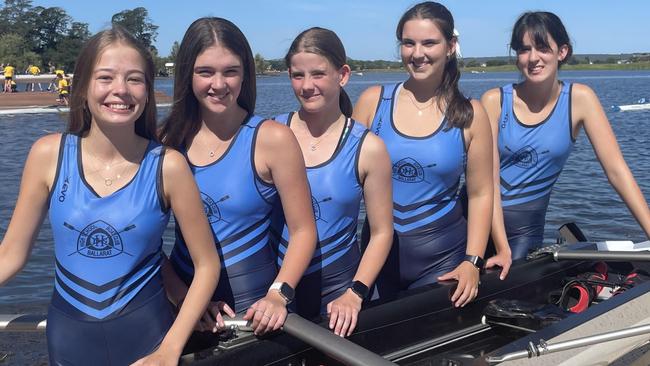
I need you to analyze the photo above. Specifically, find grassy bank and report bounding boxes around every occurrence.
[462,61,650,73]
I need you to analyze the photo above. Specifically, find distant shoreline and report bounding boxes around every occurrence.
[256,61,650,75]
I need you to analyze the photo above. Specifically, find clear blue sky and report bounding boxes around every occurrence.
[31,0,650,60]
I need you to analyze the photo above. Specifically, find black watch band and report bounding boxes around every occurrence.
[463,255,485,270]
[349,280,369,300]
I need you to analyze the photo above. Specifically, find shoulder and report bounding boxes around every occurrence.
[480,87,502,107]
[469,99,488,119]
[31,133,64,159]
[257,119,298,148]
[570,82,599,104]
[161,147,190,174]
[360,131,387,157]
[357,85,383,105]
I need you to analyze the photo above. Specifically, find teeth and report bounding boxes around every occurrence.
[108,104,131,110]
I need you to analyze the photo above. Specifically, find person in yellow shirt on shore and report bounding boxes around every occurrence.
[3,63,15,93]
[55,73,69,105]
[25,64,43,91]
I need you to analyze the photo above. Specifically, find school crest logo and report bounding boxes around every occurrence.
[201,192,230,224]
[503,145,548,169]
[64,220,135,258]
[392,158,435,183]
[311,196,332,222]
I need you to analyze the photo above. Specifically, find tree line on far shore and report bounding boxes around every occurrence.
[0,0,166,74]
[2,0,649,77]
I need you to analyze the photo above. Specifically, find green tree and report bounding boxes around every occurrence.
[0,0,33,35]
[111,7,158,50]
[169,41,180,62]
[254,53,267,74]
[0,32,38,67]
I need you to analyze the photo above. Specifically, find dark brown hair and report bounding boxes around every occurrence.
[159,17,256,149]
[284,27,353,118]
[510,12,573,68]
[396,1,473,129]
[67,26,157,139]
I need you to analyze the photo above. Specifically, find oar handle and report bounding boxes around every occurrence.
[283,313,396,366]
[554,250,650,262]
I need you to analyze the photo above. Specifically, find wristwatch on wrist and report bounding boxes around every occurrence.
[349,280,370,300]
[463,255,485,270]
[269,282,295,304]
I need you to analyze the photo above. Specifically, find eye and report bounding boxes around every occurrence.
[224,68,240,76]
[311,71,326,79]
[195,68,213,77]
[401,40,415,47]
[128,76,145,84]
[290,72,304,80]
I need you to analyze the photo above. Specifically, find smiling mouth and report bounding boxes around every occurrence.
[104,103,134,111]
[207,91,230,100]
[528,65,544,74]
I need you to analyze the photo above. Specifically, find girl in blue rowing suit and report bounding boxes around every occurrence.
[272,27,393,337]
[481,12,650,263]
[0,27,220,365]
[159,18,316,337]
[353,2,493,308]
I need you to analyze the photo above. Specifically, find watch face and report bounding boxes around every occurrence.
[279,283,295,302]
[351,281,369,299]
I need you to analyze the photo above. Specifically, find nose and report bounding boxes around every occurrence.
[412,44,424,59]
[210,74,226,91]
[529,48,540,62]
[301,75,315,92]
[112,78,128,95]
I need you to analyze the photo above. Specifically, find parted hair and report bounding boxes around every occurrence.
[284,27,353,118]
[67,26,157,140]
[159,17,256,149]
[396,1,473,129]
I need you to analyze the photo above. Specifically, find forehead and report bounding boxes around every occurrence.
[95,43,145,69]
[290,52,332,69]
[521,29,557,48]
[401,18,445,39]
[195,44,242,65]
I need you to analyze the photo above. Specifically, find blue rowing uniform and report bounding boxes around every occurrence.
[48,134,173,365]
[498,82,574,259]
[272,113,367,318]
[367,83,467,296]
[170,115,278,313]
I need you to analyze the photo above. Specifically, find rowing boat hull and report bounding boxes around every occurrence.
[181,242,649,365]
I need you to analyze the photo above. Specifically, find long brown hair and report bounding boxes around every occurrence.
[284,27,353,118]
[67,26,157,139]
[159,17,256,149]
[396,1,473,129]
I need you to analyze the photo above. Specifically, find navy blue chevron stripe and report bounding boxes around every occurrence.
[220,228,269,263]
[393,180,459,213]
[55,261,159,311]
[275,220,357,261]
[54,252,160,293]
[220,213,271,247]
[500,171,561,191]
[393,200,454,226]
[502,184,553,201]
[309,233,355,267]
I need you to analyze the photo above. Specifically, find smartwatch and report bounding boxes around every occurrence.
[349,280,369,300]
[269,282,295,304]
[463,255,485,270]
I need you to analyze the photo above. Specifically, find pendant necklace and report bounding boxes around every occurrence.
[309,117,345,151]
[85,145,131,187]
[406,91,435,116]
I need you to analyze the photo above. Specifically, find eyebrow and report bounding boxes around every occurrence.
[94,68,145,74]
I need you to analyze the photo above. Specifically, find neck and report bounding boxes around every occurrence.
[200,105,249,140]
[84,122,145,161]
[404,75,442,102]
[517,77,561,110]
[297,106,345,137]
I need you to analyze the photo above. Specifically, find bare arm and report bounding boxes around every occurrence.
[139,149,220,364]
[438,100,493,307]
[352,85,382,128]
[245,121,317,334]
[0,134,59,286]
[327,133,393,337]
[574,83,650,238]
[480,88,512,279]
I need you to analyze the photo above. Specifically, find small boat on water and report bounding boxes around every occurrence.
[2,226,650,365]
[611,97,650,112]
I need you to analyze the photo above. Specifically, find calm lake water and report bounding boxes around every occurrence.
[1,69,650,310]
